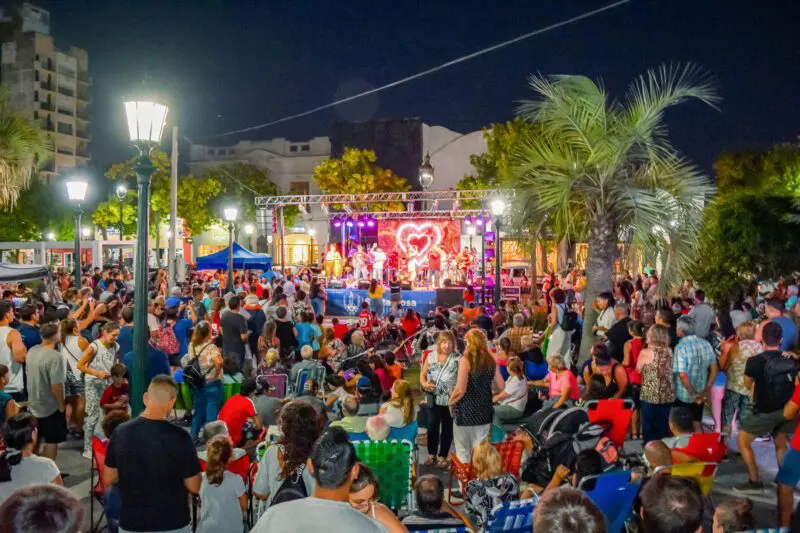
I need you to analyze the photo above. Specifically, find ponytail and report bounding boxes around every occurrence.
[191,322,211,347]
[204,435,231,486]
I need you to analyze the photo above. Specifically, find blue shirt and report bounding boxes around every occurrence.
[117,326,134,361]
[295,322,314,349]
[172,319,194,356]
[773,316,798,352]
[123,347,171,386]
[673,335,717,402]
[17,323,41,350]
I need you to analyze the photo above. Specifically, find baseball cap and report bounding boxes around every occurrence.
[356,376,371,390]
[165,296,182,308]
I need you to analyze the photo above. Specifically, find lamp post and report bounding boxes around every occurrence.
[243,223,254,251]
[418,152,434,210]
[124,98,169,416]
[65,179,88,288]
[490,198,506,308]
[116,184,128,239]
[224,207,238,294]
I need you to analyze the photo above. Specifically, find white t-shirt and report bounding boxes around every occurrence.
[380,403,415,428]
[147,313,159,332]
[252,444,315,508]
[500,376,528,412]
[0,455,60,504]
[88,340,119,375]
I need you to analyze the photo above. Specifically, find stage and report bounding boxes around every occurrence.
[325,287,478,317]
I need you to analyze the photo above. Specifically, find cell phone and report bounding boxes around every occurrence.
[211,323,219,335]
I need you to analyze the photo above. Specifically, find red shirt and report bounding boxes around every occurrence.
[464,290,475,303]
[100,384,130,408]
[401,317,420,338]
[333,323,349,340]
[791,384,800,450]
[218,394,256,446]
[429,251,441,271]
[376,368,395,394]
[358,310,371,331]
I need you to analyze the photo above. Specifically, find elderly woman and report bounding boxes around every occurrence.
[529,354,579,410]
[636,324,675,443]
[499,313,532,355]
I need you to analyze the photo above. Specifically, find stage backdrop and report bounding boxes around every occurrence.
[377,219,460,267]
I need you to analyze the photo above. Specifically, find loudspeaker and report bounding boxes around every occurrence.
[401,282,413,290]
[436,288,464,308]
[358,280,371,290]
[328,280,344,289]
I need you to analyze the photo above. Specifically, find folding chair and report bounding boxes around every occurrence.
[673,432,727,463]
[447,440,523,505]
[586,399,634,448]
[262,373,288,398]
[655,461,719,497]
[352,439,414,510]
[413,528,469,533]
[89,436,108,533]
[484,497,536,533]
[579,471,642,533]
[348,431,370,441]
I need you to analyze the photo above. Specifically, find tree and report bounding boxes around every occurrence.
[313,148,410,211]
[0,178,73,241]
[202,163,296,225]
[0,88,51,207]
[177,176,222,236]
[507,65,718,362]
[91,200,137,239]
[715,144,800,196]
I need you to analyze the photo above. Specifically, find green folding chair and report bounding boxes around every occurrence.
[352,439,413,510]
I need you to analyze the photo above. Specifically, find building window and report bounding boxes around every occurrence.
[35,54,39,61]
[300,144,310,152]
[34,91,38,102]
[56,122,73,135]
[33,111,38,119]
[207,148,216,156]
[34,70,39,81]
[289,145,298,153]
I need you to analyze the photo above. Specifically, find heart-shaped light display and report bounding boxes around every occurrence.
[396,222,443,262]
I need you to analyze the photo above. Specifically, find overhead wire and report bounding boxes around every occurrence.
[190,0,634,141]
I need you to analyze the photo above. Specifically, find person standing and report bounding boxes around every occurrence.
[77,322,120,459]
[220,296,249,371]
[449,328,504,463]
[103,375,201,533]
[636,324,675,443]
[367,280,384,320]
[687,290,715,341]
[420,331,459,467]
[427,245,442,288]
[673,315,717,432]
[16,304,41,351]
[761,298,798,352]
[371,244,387,284]
[605,303,632,362]
[546,289,574,367]
[25,323,66,461]
[0,302,27,403]
[182,322,224,441]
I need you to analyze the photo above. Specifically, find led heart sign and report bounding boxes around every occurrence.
[396,222,443,262]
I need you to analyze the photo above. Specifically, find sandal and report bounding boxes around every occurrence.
[423,455,435,466]
[437,457,450,468]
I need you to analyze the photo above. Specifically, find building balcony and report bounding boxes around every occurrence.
[57,108,74,117]
[40,102,55,112]
[76,109,89,121]
[40,82,54,92]
[57,86,75,97]
[40,60,55,72]
[41,121,54,132]
[56,147,74,156]
[77,72,91,84]
[77,89,91,103]
[76,129,90,140]
[76,149,90,159]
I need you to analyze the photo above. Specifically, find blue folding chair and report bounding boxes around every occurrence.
[485,498,535,533]
[413,528,469,533]
[388,421,418,442]
[348,431,369,441]
[579,471,642,533]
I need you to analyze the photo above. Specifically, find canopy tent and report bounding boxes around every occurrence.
[195,242,272,271]
[0,263,51,282]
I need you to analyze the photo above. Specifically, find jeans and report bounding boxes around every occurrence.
[191,380,223,440]
[640,401,672,444]
[493,405,524,427]
[426,404,454,459]
[311,297,323,316]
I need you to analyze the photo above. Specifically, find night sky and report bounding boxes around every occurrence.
[31,0,800,174]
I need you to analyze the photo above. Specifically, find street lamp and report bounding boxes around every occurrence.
[124,97,168,416]
[224,206,238,293]
[65,178,88,288]
[490,198,507,308]
[116,183,128,241]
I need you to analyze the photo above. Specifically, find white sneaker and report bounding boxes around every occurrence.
[82,450,92,460]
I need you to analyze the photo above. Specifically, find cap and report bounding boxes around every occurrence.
[165,296,182,308]
[356,376,371,390]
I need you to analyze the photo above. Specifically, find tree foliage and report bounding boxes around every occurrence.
[313,148,410,211]
[202,163,296,224]
[0,178,72,241]
[507,64,718,361]
[91,200,137,239]
[715,144,800,196]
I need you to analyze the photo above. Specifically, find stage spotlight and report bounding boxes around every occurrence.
[357,220,365,228]
[346,218,354,228]
[333,219,342,228]
[464,216,473,225]
[366,219,375,228]
[476,215,484,226]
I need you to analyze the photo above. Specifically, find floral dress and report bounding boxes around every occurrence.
[640,346,675,405]
[425,351,460,406]
[465,474,519,526]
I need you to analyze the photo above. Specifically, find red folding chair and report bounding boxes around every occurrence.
[673,432,728,463]
[89,436,108,533]
[198,453,251,485]
[586,399,634,449]
[447,440,523,505]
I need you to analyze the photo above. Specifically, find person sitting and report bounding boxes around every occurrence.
[324,375,348,413]
[539,449,603,495]
[251,427,386,533]
[253,400,319,508]
[330,395,367,434]
[257,348,287,378]
[298,380,326,421]
[348,462,412,533]
[222,357,244,387]
[401,474,469,531]
[379,379,415,428]
[365,415,391,441]
[640,474,704,533]
[290,345,320,386]
[493,337,513,379]
[493,357,528,425]
[712,498,755,533]
[0,484,84,533]
[577,374,611,406]
[662,405,695,452]
[581,342,628,400]
[217,378,262,448]
[100,363,130,416]
[383,351,403,381]
[464,440,519,527]
[533,487,606,533]
[195,435,248,533]
[0,413,63,504]
[195,420,248,462]
[529,354,580,409]
[369,355,395,400]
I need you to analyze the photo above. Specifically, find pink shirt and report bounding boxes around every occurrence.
[545,370,580,400]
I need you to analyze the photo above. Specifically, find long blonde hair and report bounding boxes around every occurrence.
[205,435,232,486]
[464,328,495,372]
[390,380,414,425]
[472,440,501,480]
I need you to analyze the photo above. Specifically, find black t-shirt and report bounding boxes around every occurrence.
[606,317,632,362]
[274,320,298,349]
[105,417,200,531]
[745,350,796,413]
[220,311,248,356]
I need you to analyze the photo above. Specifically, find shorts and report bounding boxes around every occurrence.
[626,384,641,409]
[722,389,751,428]
[37,409,67,444]
[65,371,85,397]
[776,448,800,488]
[674,399,703,422]
[740,408,796,436]
[390,293,402,303]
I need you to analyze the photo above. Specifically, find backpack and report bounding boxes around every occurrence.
[764,353,798,406]
[271,457,308,505]
[560,304,578,332]
[157,321,180,355]
[182,345,212,391]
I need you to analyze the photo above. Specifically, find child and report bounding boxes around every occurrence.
[493,357,528,424]
[331,317,349,340]
[196,435,247,533]
[494,337,513,379]
[383,351,403,381]
[380,379,415,428]
[100,363,129,415]
[623,320,645,439]
[358,302,371,332]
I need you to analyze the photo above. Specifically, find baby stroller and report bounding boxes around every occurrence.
[520,406,619,488]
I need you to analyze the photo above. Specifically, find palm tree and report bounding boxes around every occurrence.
[508,64,719,362]
[0,87,51,207]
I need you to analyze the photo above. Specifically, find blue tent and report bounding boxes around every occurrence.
[195,242,272,271]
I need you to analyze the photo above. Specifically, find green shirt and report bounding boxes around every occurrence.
[330,415,367,433]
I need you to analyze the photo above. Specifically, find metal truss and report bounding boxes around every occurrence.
[254,189,509,207]
[336,209,485,220]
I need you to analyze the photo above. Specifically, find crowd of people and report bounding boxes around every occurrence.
[0,264,795,532]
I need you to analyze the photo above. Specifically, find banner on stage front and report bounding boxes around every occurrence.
[326,289,437,317]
